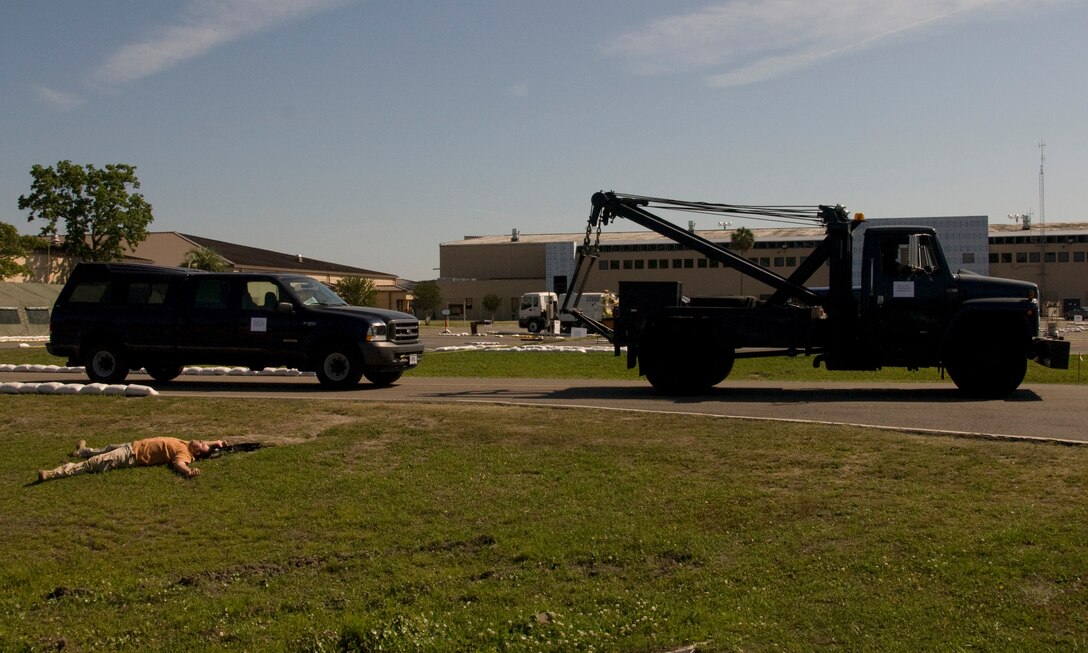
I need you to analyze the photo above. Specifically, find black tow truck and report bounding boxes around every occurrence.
[561,191,1070,397]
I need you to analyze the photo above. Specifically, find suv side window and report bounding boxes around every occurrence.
[126,282,170,306]
[193,279,231,310]
[68,280,112,304]
[244,281,282,311]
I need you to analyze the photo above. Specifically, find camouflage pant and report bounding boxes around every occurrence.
[47,443,136,479]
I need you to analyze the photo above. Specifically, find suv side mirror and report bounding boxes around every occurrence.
[275,301,294,314]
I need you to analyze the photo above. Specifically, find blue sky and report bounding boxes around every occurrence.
[2,0,1085,281]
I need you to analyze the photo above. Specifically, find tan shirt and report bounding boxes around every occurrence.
[132,437,192,467]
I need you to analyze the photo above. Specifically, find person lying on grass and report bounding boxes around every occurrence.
[36,437,226,483]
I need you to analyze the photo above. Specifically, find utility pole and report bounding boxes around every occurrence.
[1038,140,1048,308]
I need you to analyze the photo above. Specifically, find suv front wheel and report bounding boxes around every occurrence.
[315,345,364,389]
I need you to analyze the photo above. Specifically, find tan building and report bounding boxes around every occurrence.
[438,218,1088,322]
[124,233,414,312]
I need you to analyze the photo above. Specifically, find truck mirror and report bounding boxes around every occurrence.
[275,301,293,314]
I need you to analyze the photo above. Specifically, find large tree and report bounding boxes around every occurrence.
[332,276,377,306]
[412,280,442,320]
[18,161,154,262]
[0,221,36,278]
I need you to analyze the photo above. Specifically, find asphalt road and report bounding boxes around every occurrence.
[6,370,1082,445]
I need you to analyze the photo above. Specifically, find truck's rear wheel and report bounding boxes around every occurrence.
[145,363,183,382]
[85,341,130,384]
[315,345,364,389]
[944,323,1027,398]
[640,327,733,396]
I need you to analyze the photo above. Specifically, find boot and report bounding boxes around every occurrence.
[71,440,86,457]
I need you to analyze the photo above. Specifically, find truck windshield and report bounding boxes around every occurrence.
[285,279,348,306]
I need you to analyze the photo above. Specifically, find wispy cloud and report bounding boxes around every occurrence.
[601,0,1067,88]
[33,85,85,111]
[89,0,349,88]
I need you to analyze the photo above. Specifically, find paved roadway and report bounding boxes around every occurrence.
[5,328,1086,444]
[5,369,1083,444]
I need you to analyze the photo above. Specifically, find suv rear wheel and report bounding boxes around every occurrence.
[85,341,129,384]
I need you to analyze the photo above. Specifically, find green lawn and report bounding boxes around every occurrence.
[3,398,1087,651]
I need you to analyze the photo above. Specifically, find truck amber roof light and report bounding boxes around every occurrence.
[853,212,865,222]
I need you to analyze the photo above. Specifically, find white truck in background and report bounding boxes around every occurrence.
[518,291,615,334]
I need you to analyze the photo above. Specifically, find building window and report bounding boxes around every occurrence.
[648,259,658,269]
[1044,252,1056,263]
[774,257,785,267]
[786,257,796,267]
[623,260,633,270]
[1075,252,1086,263]
[26,307,50,324]
[1016,252,1028,263]
[1001,252,1012,263]
[989,253,999,264]
[1058,252,1069,263]
[659,259,668,268]
[759,257,770,267]
[672,259,682,269]
[0,308,18,325]
[634,259,644,269]
[610,260,620,270]
[697,259,708,268]
[1029,252,1040,263]
[599,260,609,271]
[683,259,694,269]
[709,259,719,268]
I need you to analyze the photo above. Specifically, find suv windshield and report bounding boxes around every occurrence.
[285,278,348,306]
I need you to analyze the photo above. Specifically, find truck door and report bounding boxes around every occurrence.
[178,276,239,362]
[861,232,951,366]
[237,278,304,364]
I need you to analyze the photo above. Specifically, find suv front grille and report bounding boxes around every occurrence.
[390,320,420,343]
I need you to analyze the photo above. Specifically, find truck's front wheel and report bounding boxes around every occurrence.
[944,323,1028,398]
[527,320,542,334]
[363,369,403,387]
[315,345,364,389]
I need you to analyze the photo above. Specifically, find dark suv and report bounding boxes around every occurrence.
[48,263,423,389]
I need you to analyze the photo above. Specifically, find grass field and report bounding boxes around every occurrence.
[4,397,1088,651]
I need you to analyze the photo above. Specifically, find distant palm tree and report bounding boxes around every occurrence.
[183,247,229,271]
[730,227,755,295]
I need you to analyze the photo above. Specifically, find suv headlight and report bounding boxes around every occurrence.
[365,323,388,342]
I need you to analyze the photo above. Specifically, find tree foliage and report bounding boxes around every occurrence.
[730,226,755,255]
[412,280,442,318]
[183,247,229,272]
[332,276,377,306]
[0,222,36,279]
[18,161,154,262]
[482,293,502,319]
[730,226,756,295]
